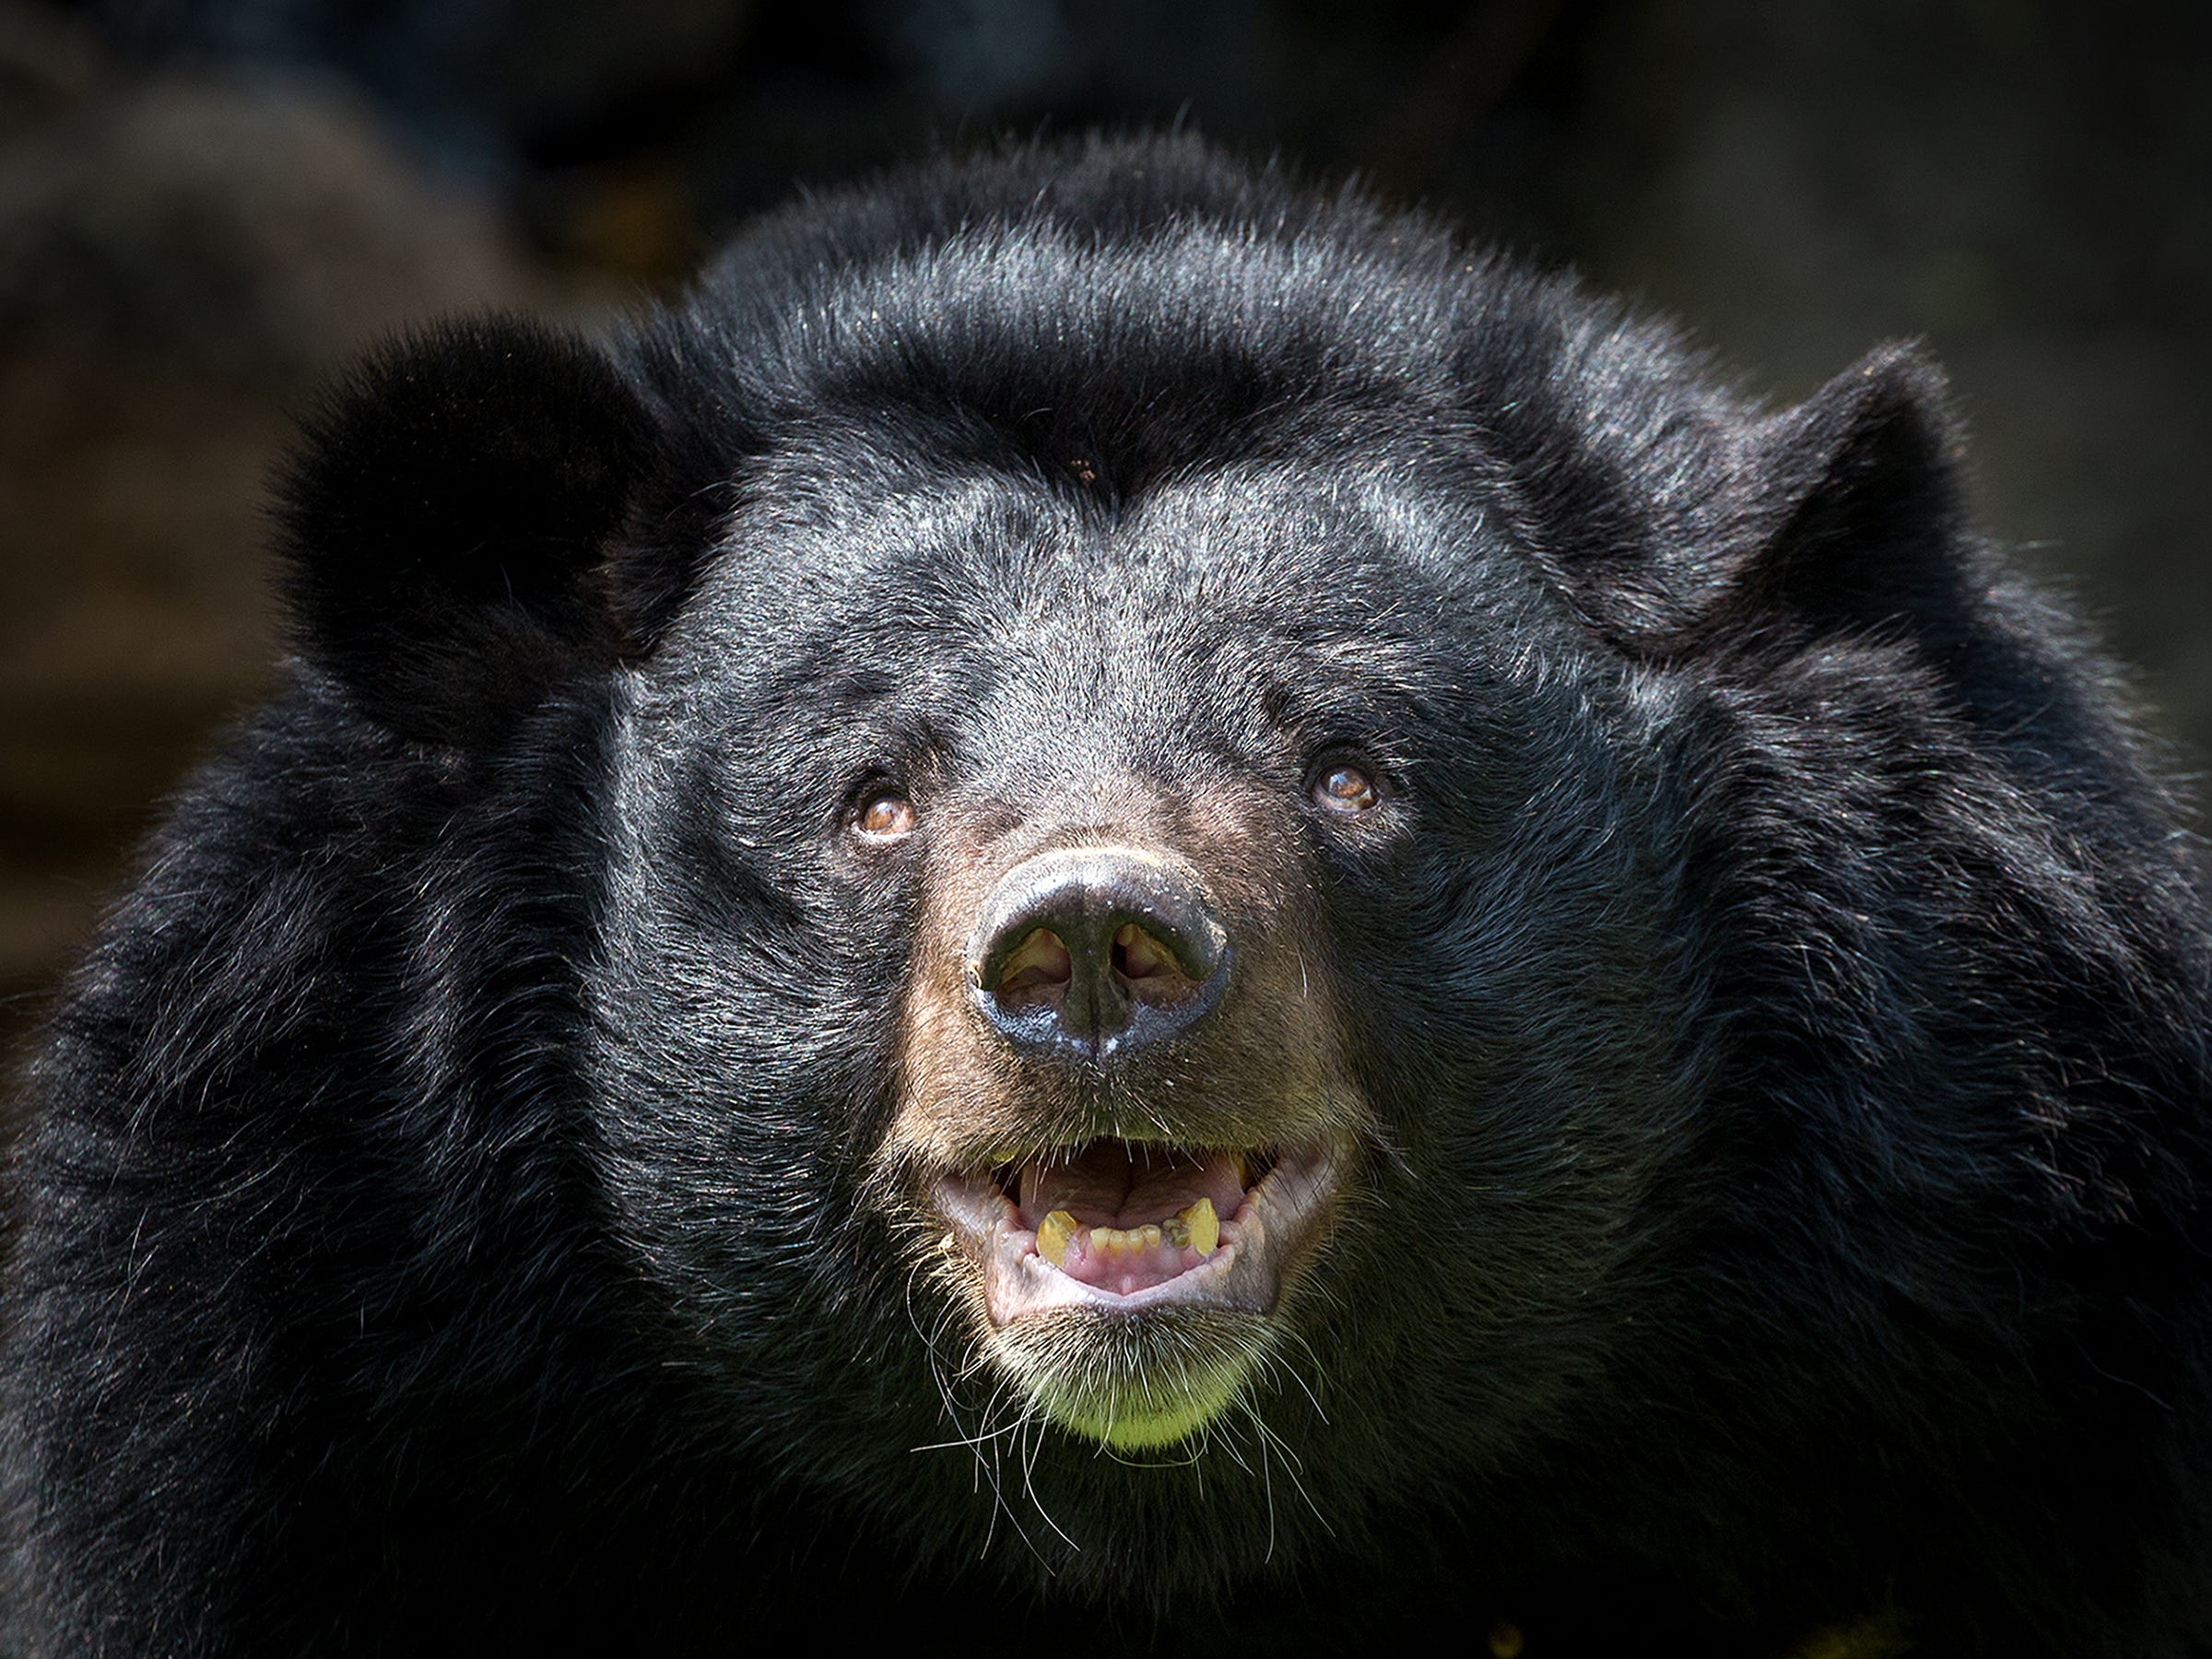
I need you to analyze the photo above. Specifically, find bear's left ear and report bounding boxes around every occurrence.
[1712,342,1971,652]
[279,315,660,747]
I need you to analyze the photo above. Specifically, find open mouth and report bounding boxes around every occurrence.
[931,1135,1346,1326]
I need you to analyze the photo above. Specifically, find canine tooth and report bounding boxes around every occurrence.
[1037,1210,1077,1267]
[1183,1196,1218,1256]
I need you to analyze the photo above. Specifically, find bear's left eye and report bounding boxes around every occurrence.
[1311,762,1381,814]
[852,790,917,840]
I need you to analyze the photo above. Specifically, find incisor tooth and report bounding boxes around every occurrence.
[1087,1224,1159,1256]
[1037,1209,1077,1267]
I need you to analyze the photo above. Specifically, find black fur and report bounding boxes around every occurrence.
[6,132,2210,1655]
[279,315,656,745]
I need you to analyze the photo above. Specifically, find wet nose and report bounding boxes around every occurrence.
[966,847,1230,1058]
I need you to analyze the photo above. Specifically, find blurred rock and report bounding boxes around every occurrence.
[0,0,100,138]
[0,67,523,382]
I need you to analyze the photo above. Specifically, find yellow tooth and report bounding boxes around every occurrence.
[988,1147,1023,1167]
[1083,1221,1185,1257]
[1183,1196,1218,1257]
[1159,1200,1219,1253]
[1037,1210,1077,1267]
[1232,1153,1251,1186]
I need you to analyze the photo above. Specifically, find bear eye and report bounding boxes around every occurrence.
[1311,761,1380,814]
[852,790,917,840]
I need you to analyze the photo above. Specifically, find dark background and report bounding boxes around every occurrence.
[3,0,2207,1045]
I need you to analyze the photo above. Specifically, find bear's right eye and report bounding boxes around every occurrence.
[852,791,917,841]
[1310,761,1381,814]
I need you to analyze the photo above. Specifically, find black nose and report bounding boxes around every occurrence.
[966,847,1230,1058]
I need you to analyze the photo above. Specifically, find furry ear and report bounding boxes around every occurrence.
[1719,342,1971,651]
[279,315,658,747]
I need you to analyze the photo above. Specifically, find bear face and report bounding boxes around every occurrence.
[6,133,2211,1655]
[587,443,1692,1545]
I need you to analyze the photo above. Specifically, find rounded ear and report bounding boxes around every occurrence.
[1718,342,1971,651]
[278,315,659,747]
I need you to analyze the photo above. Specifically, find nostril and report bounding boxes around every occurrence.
[1112,923,1194,1002]
[994,927,1073,1006]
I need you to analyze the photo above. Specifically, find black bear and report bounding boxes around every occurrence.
[6,133,2210,1657]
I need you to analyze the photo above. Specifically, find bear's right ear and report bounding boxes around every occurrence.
[1709,343,1970,653]
[279,315,659,747]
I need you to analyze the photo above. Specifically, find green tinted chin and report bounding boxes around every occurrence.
[1030,1351,1256,1451]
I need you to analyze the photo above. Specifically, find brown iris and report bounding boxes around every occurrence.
[853,791,916,839]
[1312,762,1379,813]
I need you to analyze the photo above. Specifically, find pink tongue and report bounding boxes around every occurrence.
[1018,1142,1247,1231]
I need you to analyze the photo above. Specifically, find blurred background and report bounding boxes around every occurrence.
[1,0,2207,1048]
